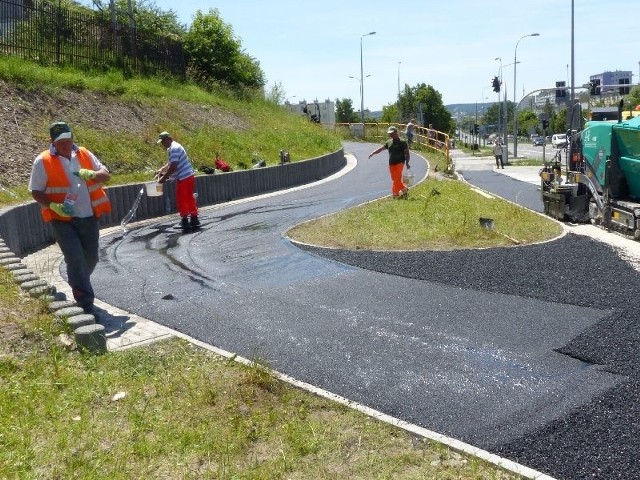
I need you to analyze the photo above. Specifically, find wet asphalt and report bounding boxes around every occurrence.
[91,143,639,480]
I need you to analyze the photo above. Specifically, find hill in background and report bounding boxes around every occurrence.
[446,102,497,120]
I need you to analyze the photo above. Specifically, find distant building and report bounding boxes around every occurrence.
[590,70,632,95]
[534,90,556,110]
[284,99,335,127]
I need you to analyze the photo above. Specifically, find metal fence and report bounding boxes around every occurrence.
[0,0,185,77]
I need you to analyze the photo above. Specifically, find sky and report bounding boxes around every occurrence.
[149,1,637,110]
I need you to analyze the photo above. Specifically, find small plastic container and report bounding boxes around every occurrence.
[144,181,163,197]
[62,182,81,215]
[402,171,415,186]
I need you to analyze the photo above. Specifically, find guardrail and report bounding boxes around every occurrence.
[0,148,345,256]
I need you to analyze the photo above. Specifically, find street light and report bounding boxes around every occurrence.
[496,58,520,164]
[495,57,502,145]
[513,33,539,158]
[481,87,489,137]
[360,31,376,124]
[397,61,402,121]
[349,75,370,119]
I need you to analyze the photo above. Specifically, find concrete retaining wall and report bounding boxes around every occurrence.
[0,148,345,256]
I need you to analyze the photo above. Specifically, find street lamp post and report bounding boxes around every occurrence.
[501,60,519,145]
[481,89,489,145]
[397,61,401,121]
[513,33,539,159]
[360,31,376,124]
[495,57,502,141]
[349,75,371,119]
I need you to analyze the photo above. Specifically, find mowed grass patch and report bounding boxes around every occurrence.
[287,176,562,250]
[0,267,523,479]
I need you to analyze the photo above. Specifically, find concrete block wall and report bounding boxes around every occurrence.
[0,148,345,256]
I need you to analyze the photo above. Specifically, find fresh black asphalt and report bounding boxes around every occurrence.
[91,143,639,479]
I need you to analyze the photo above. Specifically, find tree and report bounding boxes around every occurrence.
[483,102,501,127]
[380,103,398,123]
[396,84,416,122]
[627,86,640,111]
[266,82,286,105]
[551,108,567,134]
[184,9,264,90]
[479,100,515,135]
[335,98,358,123]
[90,0,185,37]
[516,110,538,137]
[392,83,453,134]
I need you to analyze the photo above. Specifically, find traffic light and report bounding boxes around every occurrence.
[473,123,479,134]
[590,79,601,95]
[555,81,566,98]
[542,119,549,130]
[491,76,500,93]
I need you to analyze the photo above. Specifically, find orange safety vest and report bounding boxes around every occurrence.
[40,147,111,222]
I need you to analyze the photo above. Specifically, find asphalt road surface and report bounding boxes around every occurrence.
[90,144,638,479]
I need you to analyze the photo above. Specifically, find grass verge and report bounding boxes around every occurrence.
[287,169,562,250]
[0,268,523,479]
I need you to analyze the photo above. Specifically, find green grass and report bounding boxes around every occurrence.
[288,167,562,250]
[0,57,342,204]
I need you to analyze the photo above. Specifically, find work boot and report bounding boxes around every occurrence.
[180,217,190,230]
[190,215,201,228]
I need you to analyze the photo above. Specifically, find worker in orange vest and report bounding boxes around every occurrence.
[29,121,111,314]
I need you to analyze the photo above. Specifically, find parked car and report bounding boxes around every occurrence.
[533,136,545,146]
[552,133,567,148]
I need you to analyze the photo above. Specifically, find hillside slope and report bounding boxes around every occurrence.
[0,79,248,188]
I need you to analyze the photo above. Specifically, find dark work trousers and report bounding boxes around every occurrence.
[51,217,99,309]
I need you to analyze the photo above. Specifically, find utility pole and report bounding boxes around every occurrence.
[513,33,539,159]
[397,61,401,121]
[359,31,376,124]
[503,84,508,166]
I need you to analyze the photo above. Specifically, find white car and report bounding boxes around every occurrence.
[551,134,567,148]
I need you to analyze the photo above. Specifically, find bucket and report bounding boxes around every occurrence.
[144,181,163,197]
[402,172,415,186]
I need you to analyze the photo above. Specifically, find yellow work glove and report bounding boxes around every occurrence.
[49,202,71,217]
[75,169,96,181]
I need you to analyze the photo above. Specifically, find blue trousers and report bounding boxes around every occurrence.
[51,217,99,309]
